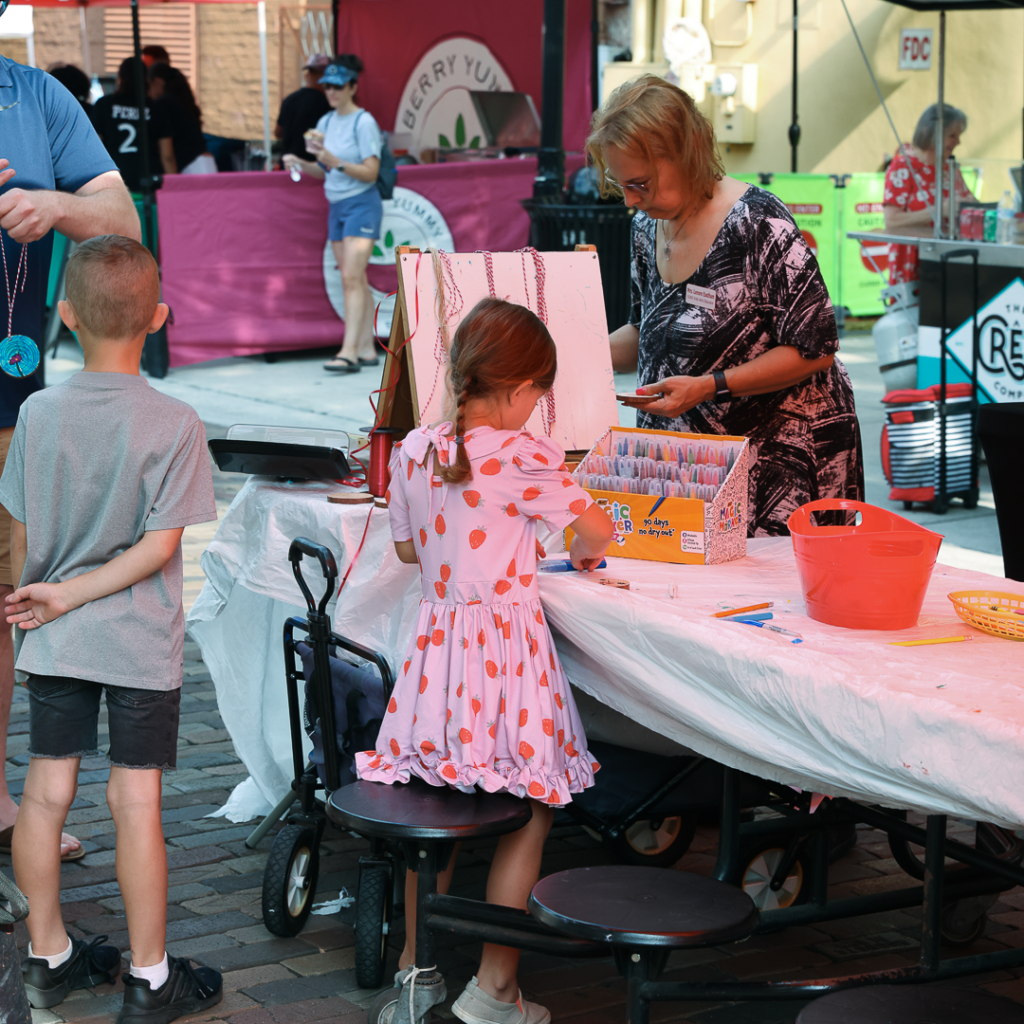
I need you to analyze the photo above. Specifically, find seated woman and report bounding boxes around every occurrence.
[588,74,863,536]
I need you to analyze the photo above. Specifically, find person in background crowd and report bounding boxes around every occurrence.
[0,13,140,865]
[275,54,331,168]
[883,103,974,286]
[45,63,93,119]
[141,45,170,68]
[147,63,215,175]
[282,55,383,373]
[92,57,158,193]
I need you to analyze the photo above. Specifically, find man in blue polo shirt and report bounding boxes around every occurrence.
[0,3,140,863]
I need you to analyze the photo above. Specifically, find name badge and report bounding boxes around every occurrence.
[685,283,716,311]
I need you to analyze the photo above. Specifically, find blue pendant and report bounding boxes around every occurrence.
[0,335,39,378]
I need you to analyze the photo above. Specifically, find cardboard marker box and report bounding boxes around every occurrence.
[565,426,750,565]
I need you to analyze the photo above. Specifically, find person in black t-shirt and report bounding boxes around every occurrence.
[275,54,331,167]
[148,63,213,174]
[91,57,158,193]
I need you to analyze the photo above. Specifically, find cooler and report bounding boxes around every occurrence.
[881,383,977,511]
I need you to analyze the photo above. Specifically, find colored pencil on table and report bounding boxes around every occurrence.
[889,635,973,647]
[713,601,773,618]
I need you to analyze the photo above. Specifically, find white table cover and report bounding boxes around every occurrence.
[188,478,1024,828]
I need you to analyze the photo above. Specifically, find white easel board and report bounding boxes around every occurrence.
[381,249,618,452]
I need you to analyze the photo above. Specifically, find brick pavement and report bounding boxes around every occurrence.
[4,455,1024,1023]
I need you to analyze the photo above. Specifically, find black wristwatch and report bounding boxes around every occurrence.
[712,369,731,402]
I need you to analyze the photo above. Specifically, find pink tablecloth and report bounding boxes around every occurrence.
[157,158,583,367]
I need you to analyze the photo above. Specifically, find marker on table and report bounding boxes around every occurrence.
[722,611,773,622]
[713,601,774,619]
[538,558,608,573]
[889,635,973,647]
[732,618,803,642]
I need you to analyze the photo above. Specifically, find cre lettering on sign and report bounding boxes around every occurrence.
[899,29,933,70]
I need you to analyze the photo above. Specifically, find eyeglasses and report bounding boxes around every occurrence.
[604,172,651,197]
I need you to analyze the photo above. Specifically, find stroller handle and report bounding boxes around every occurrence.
[289,537,339,617]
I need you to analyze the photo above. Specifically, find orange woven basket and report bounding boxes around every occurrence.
[947,591,1024,641]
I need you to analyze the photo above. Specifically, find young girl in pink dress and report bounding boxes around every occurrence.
[356,297,613,1024]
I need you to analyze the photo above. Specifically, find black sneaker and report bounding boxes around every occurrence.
[116,955,223,1024]
[22,933,122,1008]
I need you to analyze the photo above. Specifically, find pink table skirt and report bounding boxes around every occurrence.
[157,158,582,368]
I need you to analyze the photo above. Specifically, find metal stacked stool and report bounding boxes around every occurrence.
[796,984,1024,1023]
[326,778,605,1023]
[529,865,759,1024]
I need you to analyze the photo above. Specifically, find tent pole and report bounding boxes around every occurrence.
[258,0,272,172]
[789,0,800,172]
[534,0,566,199]
[131,0,155,255]
[934,10,945,239]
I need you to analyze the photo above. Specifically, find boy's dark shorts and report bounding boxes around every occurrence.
[26,675,181,770]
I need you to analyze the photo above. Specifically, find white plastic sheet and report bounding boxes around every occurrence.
[188,478,1024,827]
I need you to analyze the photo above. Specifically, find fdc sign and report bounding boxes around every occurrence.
[899,29,933,70]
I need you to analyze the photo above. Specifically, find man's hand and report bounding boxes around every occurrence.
[5,582,75,629]
[0,158,63,243]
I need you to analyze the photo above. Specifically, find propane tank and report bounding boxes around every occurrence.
[872,282,920,392]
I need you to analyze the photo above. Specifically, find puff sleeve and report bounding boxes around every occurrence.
[386,444,413,543]
[506,436,594,531]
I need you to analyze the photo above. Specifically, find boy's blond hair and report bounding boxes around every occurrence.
[65,235,160,340]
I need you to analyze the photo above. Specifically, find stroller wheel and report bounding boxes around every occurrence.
[262,824,320,936]
[367,988,399,1024]
[604,816,696,868]
[731,841,811,911]
[356,862,394,988]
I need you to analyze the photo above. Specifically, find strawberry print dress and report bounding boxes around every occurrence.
[355,423,600,806]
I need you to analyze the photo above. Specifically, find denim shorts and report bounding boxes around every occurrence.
[26,675,181,770]
[327,188,383,242]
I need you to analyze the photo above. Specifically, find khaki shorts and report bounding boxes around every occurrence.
[0,426,13,587]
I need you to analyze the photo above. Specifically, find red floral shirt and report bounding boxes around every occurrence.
[882,147,973,284]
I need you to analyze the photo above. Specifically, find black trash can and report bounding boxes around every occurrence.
[977,402,1024,582]
[521,201,635,331]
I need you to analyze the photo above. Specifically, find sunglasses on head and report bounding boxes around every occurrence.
[604,171,652,197]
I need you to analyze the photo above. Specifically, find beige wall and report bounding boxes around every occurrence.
[628,0,1024,199]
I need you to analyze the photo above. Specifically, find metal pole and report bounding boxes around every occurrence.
[534,0,566,199]
[257,0,273,172]
[934,11,945,239]
[789,0,800,172]
[130,0,155,252]
[591,0,600,113]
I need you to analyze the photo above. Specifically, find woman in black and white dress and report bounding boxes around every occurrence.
[587,75,863,537]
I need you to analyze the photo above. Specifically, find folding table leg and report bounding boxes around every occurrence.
[920,814,947,973]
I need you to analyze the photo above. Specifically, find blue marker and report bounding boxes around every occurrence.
[723,611,772,622]
[538,558,608,573]
[732,618,803,643]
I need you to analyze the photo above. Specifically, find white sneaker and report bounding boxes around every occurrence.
[452,976,550,1024]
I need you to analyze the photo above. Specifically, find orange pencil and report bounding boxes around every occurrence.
[713,601,773,618]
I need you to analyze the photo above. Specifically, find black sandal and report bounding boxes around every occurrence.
[324,357,360,373]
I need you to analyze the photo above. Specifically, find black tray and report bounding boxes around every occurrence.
[208,440,350,480]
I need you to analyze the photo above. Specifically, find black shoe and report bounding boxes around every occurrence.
[117,955,223,1024]
[22,934,122,1008]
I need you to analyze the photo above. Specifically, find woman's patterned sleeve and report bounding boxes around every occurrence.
[628,216,648,327]
[507,437,594,531]
[884,157,912,209]
[386,445,413,542]
[756,201,839,359]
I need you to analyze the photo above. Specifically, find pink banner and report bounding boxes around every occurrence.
[159,158,582,367]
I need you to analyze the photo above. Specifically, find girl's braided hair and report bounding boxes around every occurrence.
[440,297,557,485]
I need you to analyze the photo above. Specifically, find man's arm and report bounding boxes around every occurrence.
[5,526,184,630]
[0,164,140,244]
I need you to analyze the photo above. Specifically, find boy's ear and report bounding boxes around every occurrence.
[147,303,170,335]
[57,299,79,334]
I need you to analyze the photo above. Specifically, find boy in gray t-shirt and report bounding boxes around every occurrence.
[0,236,222,1022]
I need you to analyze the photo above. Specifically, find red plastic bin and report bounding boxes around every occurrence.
[787,500,943,630]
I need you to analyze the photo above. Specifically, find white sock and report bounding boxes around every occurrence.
[131,952,170,990]
[28,937,73,969]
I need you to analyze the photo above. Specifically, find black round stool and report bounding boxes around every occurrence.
[797,984,1024,1023]
[529,865,759,1023]
[327,779,532,1023]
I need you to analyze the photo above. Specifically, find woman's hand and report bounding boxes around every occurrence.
[620,375,713,418]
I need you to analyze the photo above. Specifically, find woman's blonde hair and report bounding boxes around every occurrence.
[586,74,724,202]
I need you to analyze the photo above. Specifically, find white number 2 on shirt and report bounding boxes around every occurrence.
[118,123,138,154]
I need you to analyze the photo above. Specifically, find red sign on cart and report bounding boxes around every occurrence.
[899,29,933,70]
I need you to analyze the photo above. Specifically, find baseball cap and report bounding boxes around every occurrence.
[304,54,331,73]
[320,62,357,88]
